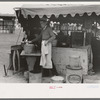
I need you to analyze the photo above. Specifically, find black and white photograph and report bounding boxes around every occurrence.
[0,1,100,84]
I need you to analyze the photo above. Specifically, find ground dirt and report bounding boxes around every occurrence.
[0,28,27,83]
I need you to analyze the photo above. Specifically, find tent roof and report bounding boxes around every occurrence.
[15,4,100,18]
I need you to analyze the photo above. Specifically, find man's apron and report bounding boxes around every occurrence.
[40,40,53,69]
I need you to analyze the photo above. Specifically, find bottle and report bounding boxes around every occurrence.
[25,39,28,45]
[71,23,74,31]
[74,23,77,31]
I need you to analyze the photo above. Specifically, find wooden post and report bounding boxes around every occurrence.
[83,31,86,46]
[3,65,7,76]
[2,20,4,32]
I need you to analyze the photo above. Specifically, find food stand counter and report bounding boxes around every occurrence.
[52,45,92,76]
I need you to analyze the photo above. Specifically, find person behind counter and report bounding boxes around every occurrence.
[40,17,56,77]
[29,17,56,77]
[56,30,71,47]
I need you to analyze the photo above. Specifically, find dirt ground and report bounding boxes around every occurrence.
[0,28,27,83]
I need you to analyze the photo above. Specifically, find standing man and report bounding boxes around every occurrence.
[28,16,56,77]
[40,17,56,77]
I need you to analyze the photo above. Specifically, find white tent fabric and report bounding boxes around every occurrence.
[15,4,100,18]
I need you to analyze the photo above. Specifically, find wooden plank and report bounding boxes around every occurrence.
[20,50,41,57]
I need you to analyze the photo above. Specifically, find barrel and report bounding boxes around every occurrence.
[24,44,35,54]
[66,65,83,83]
[29,71,42,83]
[51,76,64,83]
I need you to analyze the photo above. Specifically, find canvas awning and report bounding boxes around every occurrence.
[14,4,100,18]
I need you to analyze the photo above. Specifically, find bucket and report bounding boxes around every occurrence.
[24,44,35,54]
[29,71,42,83]
[51,76,64,83]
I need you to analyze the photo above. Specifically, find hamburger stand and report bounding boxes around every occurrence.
[12,4,100,83]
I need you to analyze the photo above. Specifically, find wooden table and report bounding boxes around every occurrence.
[21,50,41,57]
[20,50,41,83]
[21,50,41,71]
